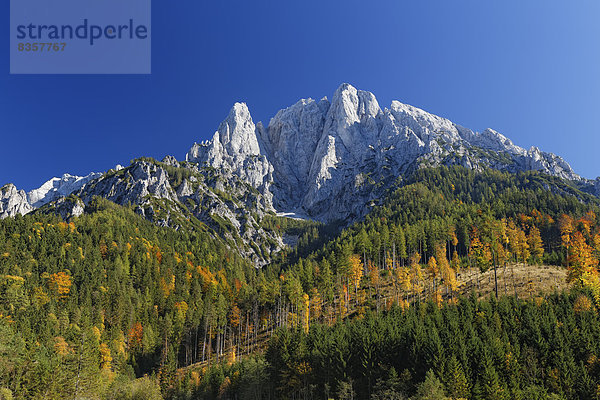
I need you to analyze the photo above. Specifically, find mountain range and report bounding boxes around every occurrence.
[2,83,599,265]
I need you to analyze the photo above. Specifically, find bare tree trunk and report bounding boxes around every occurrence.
[513,265,518,298]
[504,263,508,296]
[208,325,212,365]
[194,326,198,363]
[202,318,208,362]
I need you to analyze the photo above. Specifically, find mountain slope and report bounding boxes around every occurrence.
[69,157,309,266]
[0,83,596,267]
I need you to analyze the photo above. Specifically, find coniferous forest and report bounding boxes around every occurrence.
[2,167,600,399]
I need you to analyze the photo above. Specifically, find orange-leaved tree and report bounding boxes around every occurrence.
[568,231,598,284]
[49,271,72,300]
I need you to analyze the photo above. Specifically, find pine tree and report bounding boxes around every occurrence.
[409,252,423,302]
[414,370,447,400]
[477,357,506,400]
[397,227,407,266]
[371,367,405,400]
[445,356,470,400]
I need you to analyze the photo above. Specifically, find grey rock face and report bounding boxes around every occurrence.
[262,97,330,210]
[27,172,102,208]
[0,184,33,218]
[186,83,582,222]
[39,196,86,220]
[78,161,177,205]
[588,177,600,197]
[162,155,180,168]
[299,84,385,220]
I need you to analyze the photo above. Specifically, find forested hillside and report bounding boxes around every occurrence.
[2,167,600,399]
[183,292,600,400]
[0,198,260,399]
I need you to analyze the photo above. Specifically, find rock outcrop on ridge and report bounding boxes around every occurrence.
[0,184,33,219]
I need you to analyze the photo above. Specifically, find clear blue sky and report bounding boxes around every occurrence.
[2,0,599,191]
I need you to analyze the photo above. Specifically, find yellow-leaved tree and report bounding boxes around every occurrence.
[528,226,544,264]
[348,254,363,303]
[302,293,310,334]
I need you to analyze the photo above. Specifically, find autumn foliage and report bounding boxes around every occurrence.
[48,271,72,299]
[128,322,143,350]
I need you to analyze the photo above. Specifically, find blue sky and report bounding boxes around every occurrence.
[2,0,599,190]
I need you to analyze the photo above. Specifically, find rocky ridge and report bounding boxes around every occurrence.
[71,158,285,266]
[1,83,598,266]
[187,83,584,222]
[27,172,102,208]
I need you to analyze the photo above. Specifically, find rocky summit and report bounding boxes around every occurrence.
[27,172,103,208]
[187,83,582,222]
[0,184,32,219]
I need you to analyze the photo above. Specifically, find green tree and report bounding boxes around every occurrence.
[414,370,447,400]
